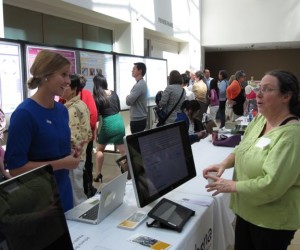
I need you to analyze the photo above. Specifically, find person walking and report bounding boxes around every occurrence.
[93,73,126,183]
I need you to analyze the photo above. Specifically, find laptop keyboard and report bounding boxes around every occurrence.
[79,203,100,220]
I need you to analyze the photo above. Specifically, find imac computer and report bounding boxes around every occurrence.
[124,121,196,208]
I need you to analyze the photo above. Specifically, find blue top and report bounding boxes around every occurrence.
[175,112,199,144]
[219,79,228,101]
[4,98,73,211]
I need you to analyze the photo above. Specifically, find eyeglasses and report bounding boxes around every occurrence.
[253,86,279,94]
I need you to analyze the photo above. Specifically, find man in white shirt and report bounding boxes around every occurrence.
[203,69,213,89]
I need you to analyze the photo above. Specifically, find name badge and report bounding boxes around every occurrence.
[255,137,271,149]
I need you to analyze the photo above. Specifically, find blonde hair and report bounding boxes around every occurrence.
[228,74,235,85]
[27,50,71,89]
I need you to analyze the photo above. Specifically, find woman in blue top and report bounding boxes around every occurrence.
[175,100,208,144]
[4,50,83,212]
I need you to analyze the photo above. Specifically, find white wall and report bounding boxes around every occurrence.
[201,0,300,47]
[63,0,202,70]
[2,0,202,71]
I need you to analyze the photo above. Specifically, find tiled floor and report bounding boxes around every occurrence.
[92,151,122,192]
[288,230,300,250]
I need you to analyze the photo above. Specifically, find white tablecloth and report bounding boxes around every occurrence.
[67,137,235,250]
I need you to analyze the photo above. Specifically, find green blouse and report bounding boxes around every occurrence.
[230,114,300,230]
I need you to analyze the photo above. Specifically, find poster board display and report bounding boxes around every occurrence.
[0,40,23,114]
[25,45,77,97]
[79,50,114,93]
[145,57,167,106]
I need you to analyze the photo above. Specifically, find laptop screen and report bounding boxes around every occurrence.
[0,165,74,250]
[124,121,196,207]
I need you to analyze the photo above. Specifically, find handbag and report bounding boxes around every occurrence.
[116,155,131,180]
[154,89,185,127]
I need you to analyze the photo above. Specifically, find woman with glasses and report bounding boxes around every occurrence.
[203,70,300,250]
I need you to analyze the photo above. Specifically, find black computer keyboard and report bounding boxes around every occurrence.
[79,203,100,220]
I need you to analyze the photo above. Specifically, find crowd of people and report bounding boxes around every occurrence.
[1,49,299,249]
[154,68,259,142]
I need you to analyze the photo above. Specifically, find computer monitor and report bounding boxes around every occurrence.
[124,121,196,208]
[0,165,74,250]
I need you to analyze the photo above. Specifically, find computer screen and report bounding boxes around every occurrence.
[0,165,74,250]
[124,121,196,208]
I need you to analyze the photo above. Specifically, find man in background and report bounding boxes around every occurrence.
[126,62,148,133]
[188,69,196,91]
[203,69,213,90]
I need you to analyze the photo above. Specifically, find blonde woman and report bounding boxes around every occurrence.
[4,50,82,211]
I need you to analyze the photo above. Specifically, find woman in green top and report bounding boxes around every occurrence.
[203,70,300,250]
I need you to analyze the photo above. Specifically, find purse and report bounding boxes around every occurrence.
[116,155,131,180]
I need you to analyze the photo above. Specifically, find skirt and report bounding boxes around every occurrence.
[97,113,125,145]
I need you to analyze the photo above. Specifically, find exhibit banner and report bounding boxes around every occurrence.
[25,45,77,97]
[79,51,114,93]
[0,40,23,114]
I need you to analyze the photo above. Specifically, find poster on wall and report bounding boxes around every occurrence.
[25,45,77,97]
[115,55,145,110]
[0,40,23,114]
[79,51,114,93]
[145,58,168,106]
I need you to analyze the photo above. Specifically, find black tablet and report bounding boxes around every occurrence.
[147,198,195,232]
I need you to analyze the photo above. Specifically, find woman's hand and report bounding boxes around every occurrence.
[197,130,209,139]
[203,153,235,180]
[205,177,237,196]
[203,163,226,178]
[73,141,87,158]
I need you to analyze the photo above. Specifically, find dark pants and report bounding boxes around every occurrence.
[197,101,207,122]
[83,140,95,197]
[234,215,296,250]
[130,119,147,134]
[219,100,226,128]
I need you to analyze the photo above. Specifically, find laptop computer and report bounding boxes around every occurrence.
[0,164,74,250]
[65,172,127,225]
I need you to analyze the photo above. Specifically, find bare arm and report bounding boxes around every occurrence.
[9,152,81,177]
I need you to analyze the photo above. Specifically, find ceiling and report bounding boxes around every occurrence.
[204,41,300,52]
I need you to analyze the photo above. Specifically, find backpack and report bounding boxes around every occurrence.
[155,90,163,105]
[153,90,168,126]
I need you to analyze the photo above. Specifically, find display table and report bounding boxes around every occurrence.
[67,138,235,250]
